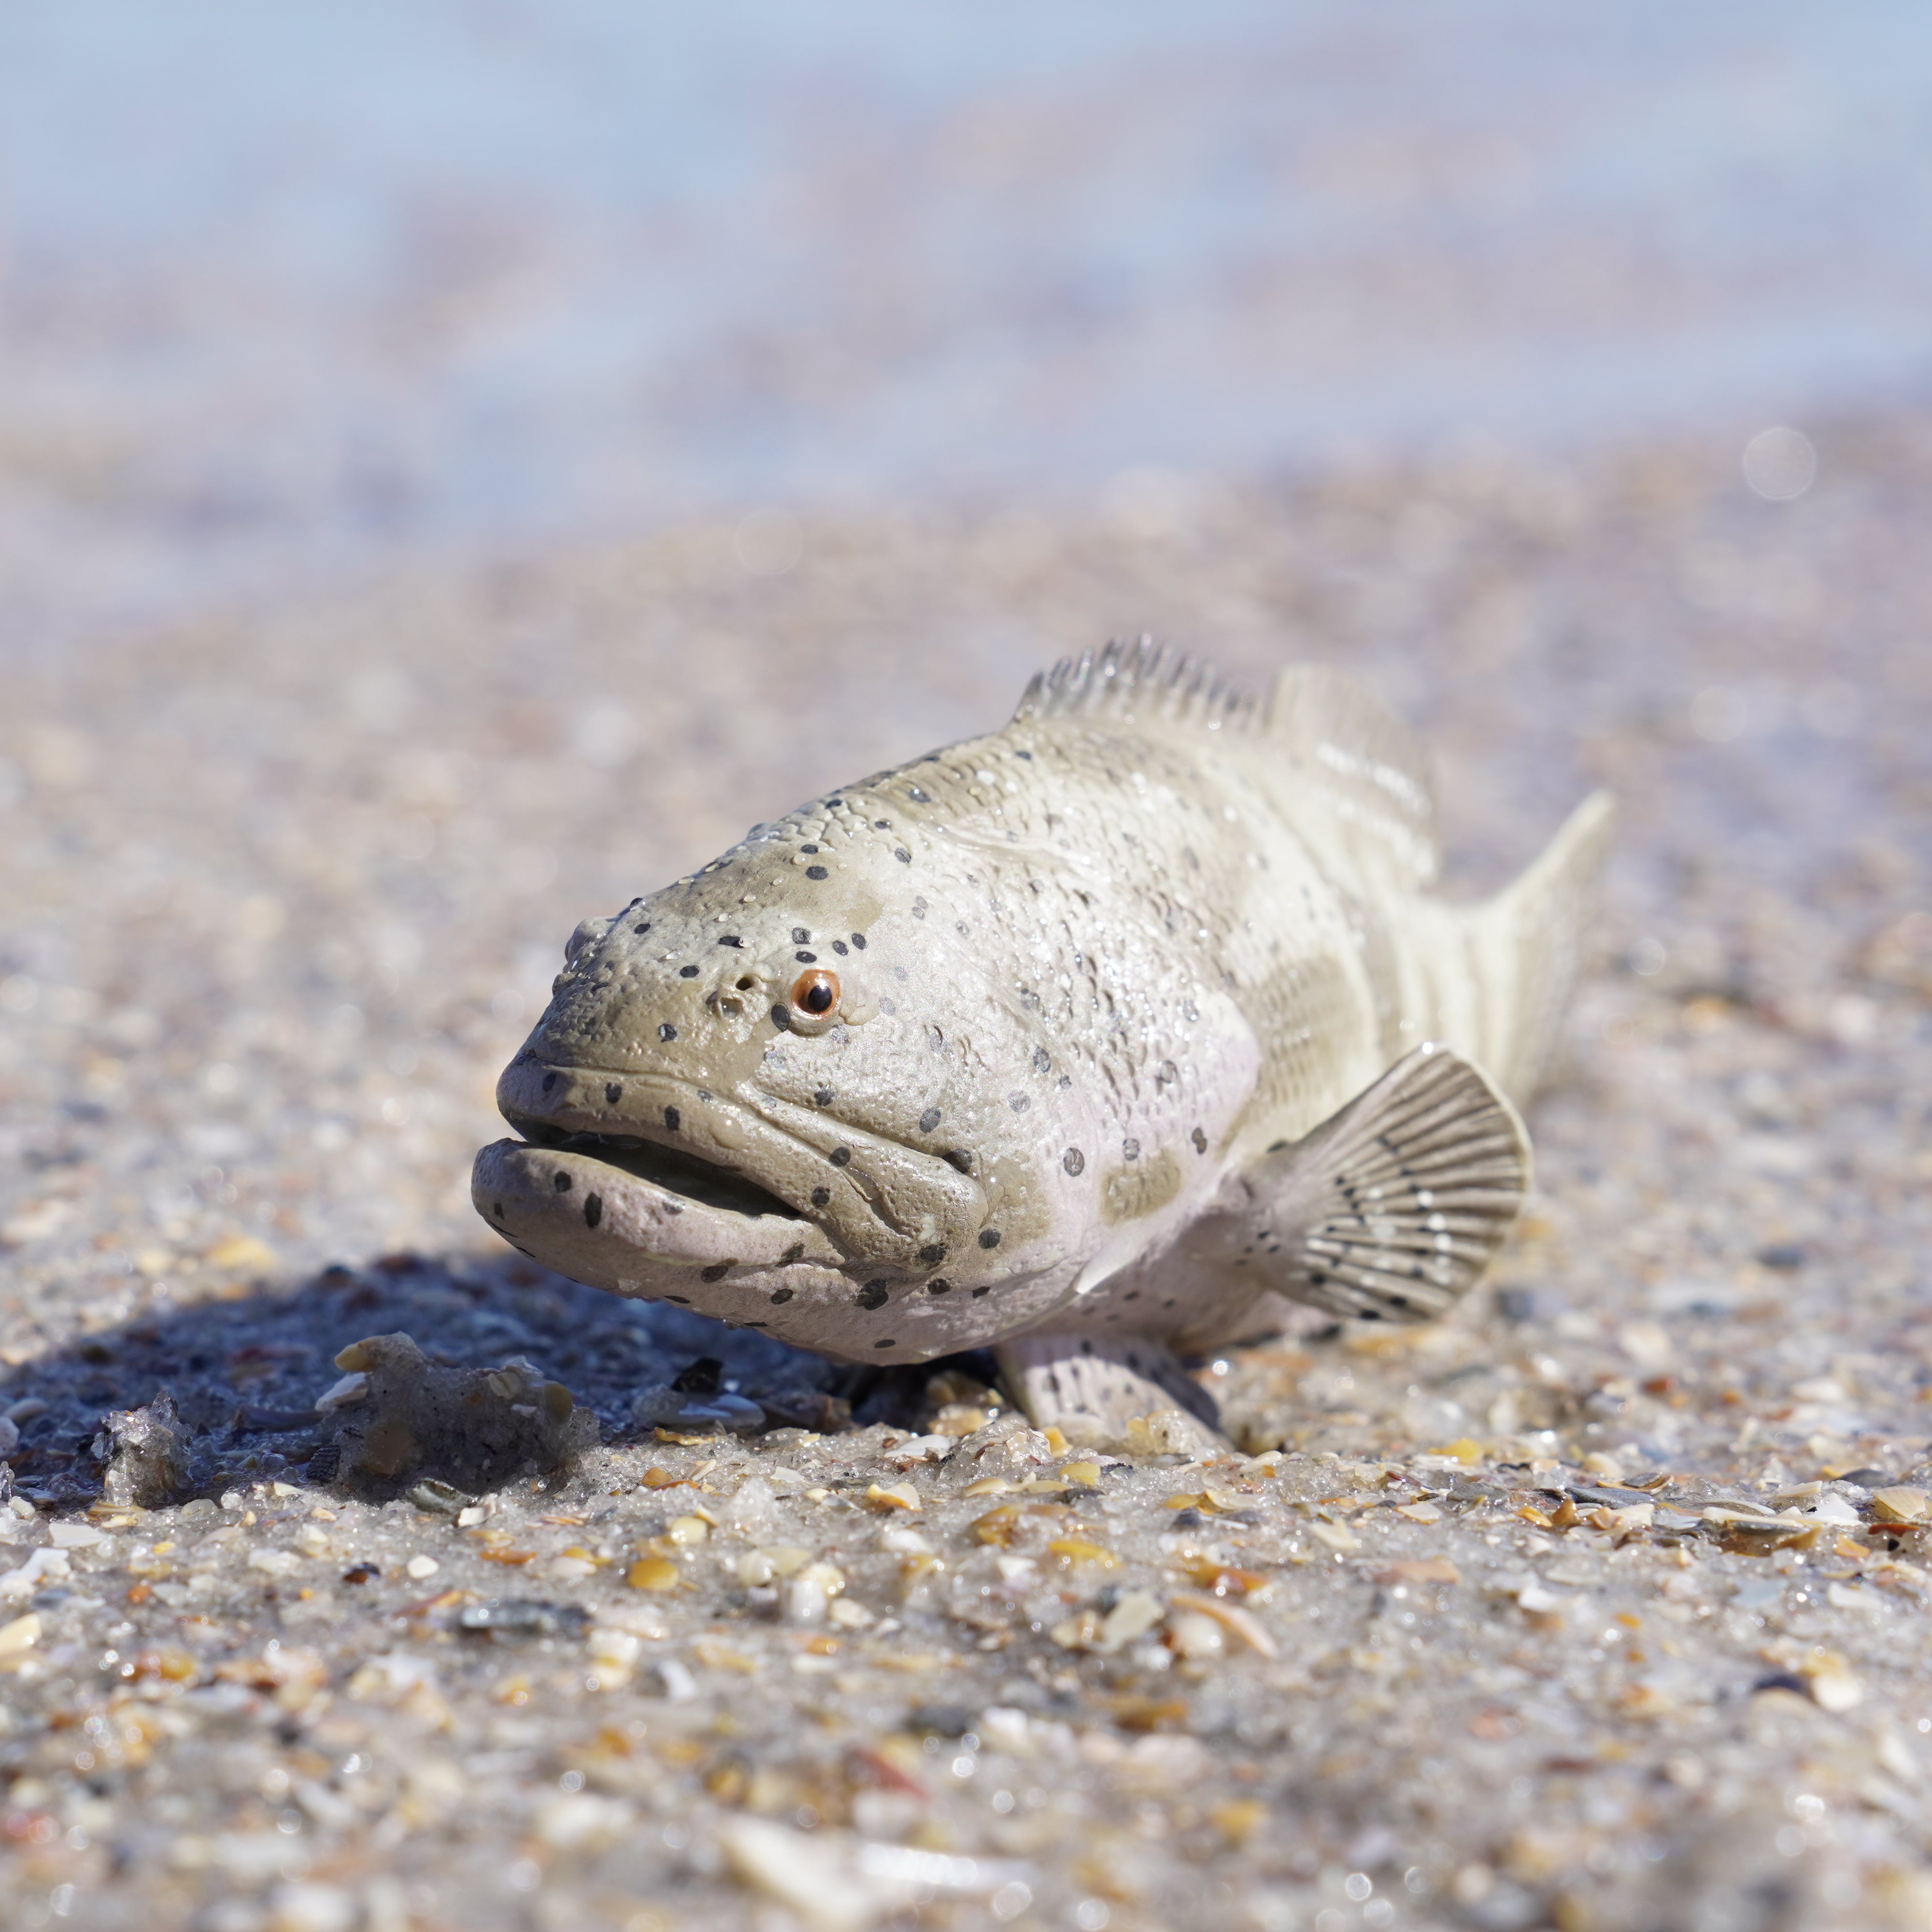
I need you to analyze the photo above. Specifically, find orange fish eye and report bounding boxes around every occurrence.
[790,968,840,1017]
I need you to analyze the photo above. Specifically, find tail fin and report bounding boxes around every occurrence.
[1467,791,1615,1104]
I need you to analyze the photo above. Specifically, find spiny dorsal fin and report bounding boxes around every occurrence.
[1266,665,1439,884]
[1244,1043,1529,1324]
[1013,637,1259,734]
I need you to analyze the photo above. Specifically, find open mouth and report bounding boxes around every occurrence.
[501,1112,804,1223]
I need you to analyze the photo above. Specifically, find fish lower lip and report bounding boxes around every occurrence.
[501,1114,803,1222]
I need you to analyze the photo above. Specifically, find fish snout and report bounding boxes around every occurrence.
[494,1056,986,1275]
[562,916,612,966]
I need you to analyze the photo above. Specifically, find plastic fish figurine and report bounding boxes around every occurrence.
[475,643,1612,1446]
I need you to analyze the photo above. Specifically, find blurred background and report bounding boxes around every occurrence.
[4,0,1932,653]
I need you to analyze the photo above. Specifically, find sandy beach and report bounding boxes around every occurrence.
[0,410,1928,1929]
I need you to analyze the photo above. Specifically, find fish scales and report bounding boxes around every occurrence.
[475,642,1612,1445]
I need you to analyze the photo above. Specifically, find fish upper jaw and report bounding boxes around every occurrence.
[493,1053,987,1272]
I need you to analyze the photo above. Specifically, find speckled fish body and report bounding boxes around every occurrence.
[475,645,1611,1383]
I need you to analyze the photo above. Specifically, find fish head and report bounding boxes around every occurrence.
[472,797,1099,1359]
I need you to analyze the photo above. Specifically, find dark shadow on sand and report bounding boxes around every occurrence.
[0,1250,973,1510]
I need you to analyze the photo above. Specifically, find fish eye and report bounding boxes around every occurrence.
[789,968,840,1017]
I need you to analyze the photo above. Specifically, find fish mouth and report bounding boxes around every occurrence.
[472,1122,846,1308]
[501,1113,804,1224]
[490,1055,988,1273]
[474,1055,998,1364]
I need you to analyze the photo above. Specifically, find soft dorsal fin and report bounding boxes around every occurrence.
[1013,637,1259,734]
[1205,1043,1530,1324]
[1265,666,1439,885]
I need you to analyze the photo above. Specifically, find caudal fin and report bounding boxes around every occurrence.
[1468,791,1615,1103]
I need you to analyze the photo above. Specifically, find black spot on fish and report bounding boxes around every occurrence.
[1032,1047,1051,1074]
[666,1295,690,1305]
[831,939,849,955]
[664,1107,681,1132]
[1063,1148,1085,1176]
[806,866,828,880]
[1192,1126,1208,1153]
[918,1244,947,1266]
[771,1006,791,1029]
[800,843,820,853]
[944,1149,974,1174]
[911,897,927,920]
[978,1229,1001,1250]
[634,923,650,935]
[908,785,931,803]
[829,1147,852,1167]
[850,933,867,949]
[918,1107,941,1133]
[701,1262,731,1282]
[792,927,810,944]
[971,1285,992,1298]
[583,1194,602,1229]
[491,1200,505,1220]
[795,950,817,963]
[814,1088,834,1106]
[857,1281,888,1310]
[782,1242,805,1263]
[926,1279,951,1295]
[606,1082,623,1105]
[874,1339,896,1349]
[553,1171,572,1192]
[659,1023,677,1041]
[1122,1138,1140,1161]
[1157,1059,1178,1084]
[810,1187,831,1207]
[769,1288,794,1305]
[680,965,699,979]
[542,1073,557,1092]
[895,848,911,864]
[719,935,742,948]
[1267,1139,1289,1153]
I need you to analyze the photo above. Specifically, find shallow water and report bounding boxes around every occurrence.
[4,2,1932,648]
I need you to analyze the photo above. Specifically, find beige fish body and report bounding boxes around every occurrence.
[475,644,1611,1440]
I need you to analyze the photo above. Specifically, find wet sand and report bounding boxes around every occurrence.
[1,417,1931,1929]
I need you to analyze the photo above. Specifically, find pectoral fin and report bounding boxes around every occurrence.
[994,1332,1225,1454]
[1197,1043,1530,1323]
